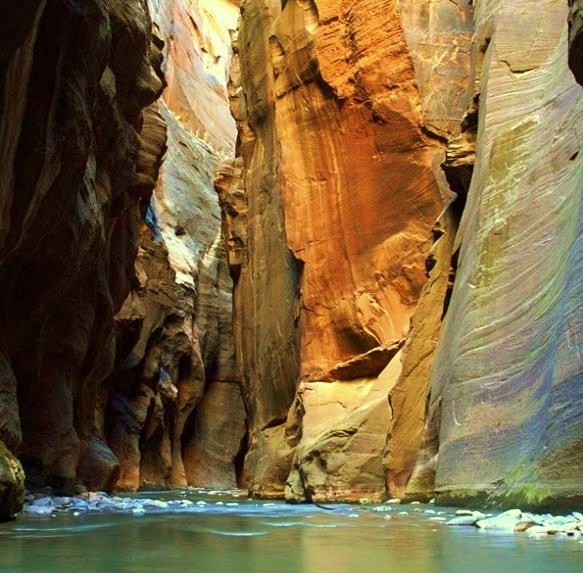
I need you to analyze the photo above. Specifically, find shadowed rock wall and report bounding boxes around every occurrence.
[0,0,166,514]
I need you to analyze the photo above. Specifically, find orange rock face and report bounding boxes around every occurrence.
[274,0,445,380]
[230,0,453,501]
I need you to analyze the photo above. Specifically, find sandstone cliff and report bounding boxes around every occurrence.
[1,0,582,516]
[229,0,583,510]
[228,0,458,502]
[105,0,245,491]
[426,0,583,510]
[0,0,166,515]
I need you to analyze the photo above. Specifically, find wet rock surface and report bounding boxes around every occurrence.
[447,507,583,540]
[0,441,25,519]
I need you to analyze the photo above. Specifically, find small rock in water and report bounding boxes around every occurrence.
[23,504,54,516]
[447,515,480,526]
[455,509,485,519]
[514,521,538,533]
[476,509,522,531]
[143,499,169,509]
[526,525,552,539]
[387,498,401,504]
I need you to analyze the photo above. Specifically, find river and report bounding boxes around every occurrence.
[1,490,581,572]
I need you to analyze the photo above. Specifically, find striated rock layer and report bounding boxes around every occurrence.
[230,0,583,510]
[106,0,245,491]
[426,0,583,510]
[0,0,166,508]
[230,0,459,502]
[1,0,582,513]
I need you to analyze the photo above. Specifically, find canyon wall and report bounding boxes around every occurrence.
[0,0,244,516]
[0,0,166,516]
[230,0,465,502]
[1,0,582,517]
[232,0,583,510]
[105,0,245,491]
[427,0,583,510]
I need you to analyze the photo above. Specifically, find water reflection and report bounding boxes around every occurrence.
[1,496,582,573]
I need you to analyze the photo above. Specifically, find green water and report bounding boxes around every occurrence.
[1,492,582,573]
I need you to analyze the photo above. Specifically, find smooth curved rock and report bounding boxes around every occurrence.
[107,0,244,490]
[0,442,25,519]
[431,0,583,510]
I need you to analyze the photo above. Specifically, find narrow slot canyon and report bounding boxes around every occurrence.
[0,1,582,571]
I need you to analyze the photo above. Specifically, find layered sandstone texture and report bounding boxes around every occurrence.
[231,0,467,502]
[429,0,583,510]
[107,0,246,490]
[0,0,166,509]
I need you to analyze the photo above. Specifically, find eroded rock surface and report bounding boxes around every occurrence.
[230,0,456,501]
[0,441,24,519]
[429,0,583,510]
[106,0,245,491]
[0,0,165,494]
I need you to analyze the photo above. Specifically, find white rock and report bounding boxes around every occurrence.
[143,499,169,509]
[447,515,479,526]
[477,510,522,531]
[23,504,53,515]
[526,526,551,539]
